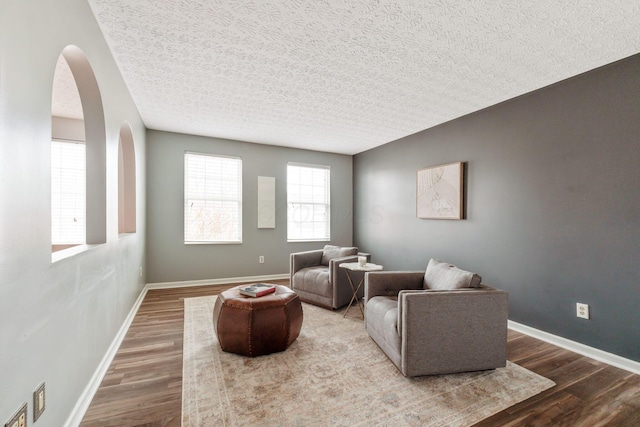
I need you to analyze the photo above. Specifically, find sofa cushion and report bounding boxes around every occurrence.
[365,296,401,367]
[424,258,482,290]
[292,266,331,297]
[321,245,358,266]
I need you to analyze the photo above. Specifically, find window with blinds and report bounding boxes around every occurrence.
[184,152,242,243]
[51,139,86,245]
[287,163,330,242]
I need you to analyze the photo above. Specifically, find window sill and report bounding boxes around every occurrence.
[51,243,102,264]
[184,241,242,245]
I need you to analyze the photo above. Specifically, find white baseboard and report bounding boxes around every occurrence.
[64,273,289,425]
[63,285,149,427]
[508,320,640,375]
[66,280,638,427]
[146,273,290,289]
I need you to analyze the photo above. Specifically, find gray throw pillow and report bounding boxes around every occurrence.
[424,258,482,290]
[321,245,358,266]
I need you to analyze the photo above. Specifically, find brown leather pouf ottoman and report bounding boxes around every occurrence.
[213,285,303,357]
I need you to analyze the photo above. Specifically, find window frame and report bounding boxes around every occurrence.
[51,137,86,248]
[287,162,331,243]
[184,151,243,244]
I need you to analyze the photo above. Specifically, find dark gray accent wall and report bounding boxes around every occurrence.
[353,54,640,362]
[146,130,353,283]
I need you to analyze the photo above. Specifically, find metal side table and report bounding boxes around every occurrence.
[339,262,383,318]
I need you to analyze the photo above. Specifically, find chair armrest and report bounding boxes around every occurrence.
[328,255,362,305]
[328,254,361,274]
[398,286,509,376]
[396,287,477,335]
[290,250,323,276]
[328,254,359,267]
[331,252,370,278]
[364,271,424,304]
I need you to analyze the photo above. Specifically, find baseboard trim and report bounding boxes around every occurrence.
[63,285,149,427]
[64,273,289,425]
[146,273,290,290]
[66,281,638,426]
[508,320,640,375]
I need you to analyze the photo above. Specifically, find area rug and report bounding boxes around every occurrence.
[182,296,554,427]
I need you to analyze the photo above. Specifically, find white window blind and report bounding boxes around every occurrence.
[184,152,242,243]
[287,163,330,242]
[51,139,86,245]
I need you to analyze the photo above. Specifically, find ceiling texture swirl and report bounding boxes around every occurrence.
[84,0,640,154]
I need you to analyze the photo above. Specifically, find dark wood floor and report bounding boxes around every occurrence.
[79,281,640,427]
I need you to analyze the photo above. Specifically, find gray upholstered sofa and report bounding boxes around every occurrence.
[364,259,508,377]
[290,245,369,309]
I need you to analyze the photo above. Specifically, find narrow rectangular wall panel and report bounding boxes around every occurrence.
[258,176,275,228]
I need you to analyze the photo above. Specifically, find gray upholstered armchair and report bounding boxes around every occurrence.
[290,245,370,309]
[364,259,508,377]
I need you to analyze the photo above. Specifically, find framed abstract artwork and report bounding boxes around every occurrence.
[416,162,463,220]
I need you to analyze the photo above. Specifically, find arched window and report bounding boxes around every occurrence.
[51,53,85,251]
[51,46,106,259]
[118,123,136,234]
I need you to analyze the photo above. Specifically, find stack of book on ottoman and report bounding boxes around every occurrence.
[239,283,276,297]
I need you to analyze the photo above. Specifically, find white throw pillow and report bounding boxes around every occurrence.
[424,258,482,290]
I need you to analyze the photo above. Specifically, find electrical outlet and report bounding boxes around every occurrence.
[259,256,264,264]
[577,302,590,319]
[139,266,143,277]
[4,402,27,427]
[33,382,45,422]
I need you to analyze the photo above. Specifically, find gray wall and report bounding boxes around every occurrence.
[146,130,354,283]
[354,54,640,362]
[0,0,146,425]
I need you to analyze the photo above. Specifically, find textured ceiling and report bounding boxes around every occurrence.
[52,55,83,120]
[84,0,640,155]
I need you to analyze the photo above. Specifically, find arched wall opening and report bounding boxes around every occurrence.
[51,45,106,257]
[118,122,136,234]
